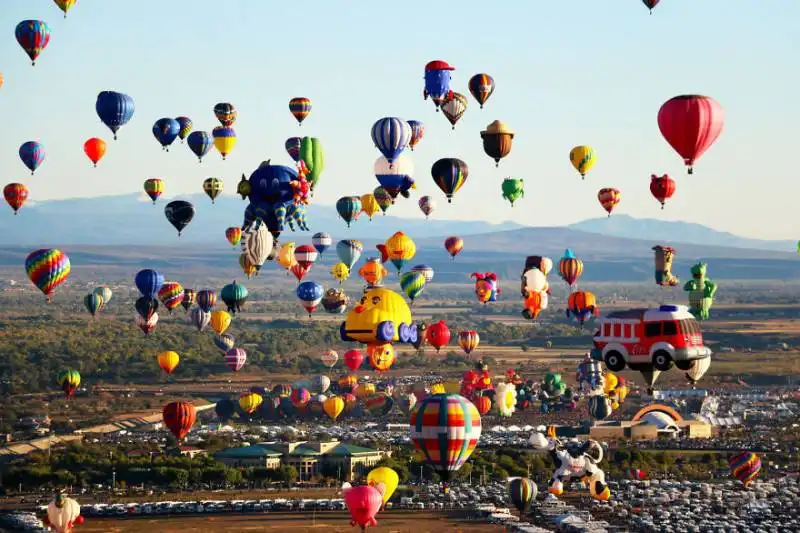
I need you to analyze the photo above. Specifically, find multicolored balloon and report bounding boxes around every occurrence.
[175,116,192,141]
[19,141,45,175]
[597,187,621,216]
[468,73,495,108]
[15,20,50,66]
[57,368,81,398]
[400,271,426,302]
[212,126,236,160]
[143,178,164,204]
[225,227,242,247]
[729,451,761,487]
[25,249,70,302]
[444,236,464,259]
[371,117,411,165]
[336,196,361,227]
[203,177,224,204]
[289,97,312,125]
[407,120,425,150]
[214,103,237,127]
[440,92,468,129]
[285,137,302,162]
[4,183,29,215]
[418,195,436,218]
[431,158,468,203]
[569,145,595,179]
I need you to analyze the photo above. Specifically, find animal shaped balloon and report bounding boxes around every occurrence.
[530,431,610,501]
[683,262,717,320]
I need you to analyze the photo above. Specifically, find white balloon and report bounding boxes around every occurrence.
[524,269,547,292]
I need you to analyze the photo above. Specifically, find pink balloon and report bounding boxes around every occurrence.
[344,485,383,530]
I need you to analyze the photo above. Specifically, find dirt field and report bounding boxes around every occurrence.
[77,511,502,532]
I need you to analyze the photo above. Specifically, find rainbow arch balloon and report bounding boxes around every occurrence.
[25,248,70,302]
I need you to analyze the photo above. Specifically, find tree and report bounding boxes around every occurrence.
[278,465,297,486]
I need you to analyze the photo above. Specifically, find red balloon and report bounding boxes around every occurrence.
[344,485,383,529]
[83,138,106,167]
[425,320,451,353]
[649,174,676,209]
[3,182,29,215]
[344,349,365,372]
[162,401,196,440]
[74,515,85,525]
[657,95,724,174]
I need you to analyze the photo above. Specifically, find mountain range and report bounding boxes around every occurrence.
[0,193,797,282]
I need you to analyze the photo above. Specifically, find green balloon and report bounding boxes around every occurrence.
[300,137,325,190]
[501,177,524,206]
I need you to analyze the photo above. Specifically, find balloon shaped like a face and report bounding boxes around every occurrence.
[475,279,493,303]
[243,161,299,236]
[342,287,413,344]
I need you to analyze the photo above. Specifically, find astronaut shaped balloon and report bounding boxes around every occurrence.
[529,430,611,502]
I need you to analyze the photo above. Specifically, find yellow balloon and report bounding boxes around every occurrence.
[617,385,629,402]
[367,466,399,506]
[342,287,412,344]
[569,145,595,178]
[210,310,232,335]
[604,372,619,395]
[277,242,297,270]
[323,395,345,421]
[157,351,180,374]
[213,128,237,159]
[360,193,380,220]
[355,383,376,399]
[239,392,263,414]
[331,262,350,283]
[377,231,416,268]
[239,254,257,278]
[430,383,446,394]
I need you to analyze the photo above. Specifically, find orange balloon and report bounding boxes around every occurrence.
[84,138,107,167]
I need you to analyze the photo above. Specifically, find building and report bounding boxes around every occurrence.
[214,440,390,481]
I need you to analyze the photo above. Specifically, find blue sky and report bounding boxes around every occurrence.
[0,0,797,239]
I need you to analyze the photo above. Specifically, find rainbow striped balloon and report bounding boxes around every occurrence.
[410,393,481,481]
[25,248,70,301]
[158,281,185,313]
[729,451,761,487]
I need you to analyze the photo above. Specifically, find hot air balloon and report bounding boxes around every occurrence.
[25,249,70,302]
[377,232,416,273]
[444,236,464,260]
[135,297,158,321]
[215,398,236,421]
[4,183,29,215]
[96,91,135,140]
[212,126,236,160]
[371,117,411,166]
[400,271,426,302]
[239,391,263,415]
[225,348,247,372]
[410,393,481,482]
[426,320,451,353]
[196,289,216,313]
[566,290,599,324]
[367,467,399,509]
[163,401,196,440]
[299,137,325,191]
[509,478,537,515]
[336,196,361,227]
[373,187,393,214]
[221,281,248,314]
[344,349,365,372]
[57,369,81,398]
[83,138,106,167]
[331,263,350,283]
[158,351,180,374]
[84,292,104,317]
[175,116,192,142]
[358,193,380,221]
[225,227,242,247]
[157,281,185,313]
[285,137,302,162]
[569,145,595,179]
[312,232,332,255]
[292,244,319,281]
[15,20,50,66]
[412,264,434,283]
[203,177,223,203]
[458,330,480,355]
[358,258,387,287]
[431,158,468,203]
[93,286,112,305]
[642,0,660,13]
[289,97,312,125]
[423,60,455,109]
[502,177,524,206]
[181,288,195,311]
[558,249,583,288]
[597,187,621,216]
[143,178,164,204]
[323,395,345,421]
[468,73,495,108]
[210,310,231,335]
[297,281,323,317]
[187,131,212,162]
[19,141,45,175]
[729,452,761,487]
[214,103,236,126]
[658,95,724,174]
[418,195,436,219]
[214,333,235,353]
[650,174,676,209]
[289,387,310,409]
[441,92,468,129]
[164,200,195,236]
[685,356,711,386]
[407,120,425,150]
[344,484,383,532]
[152,118,180,151]
[321,350,339,369]
[54,0,78,17]
[241,220,274,272]
[374,154,415,201]
[481,120,514,166]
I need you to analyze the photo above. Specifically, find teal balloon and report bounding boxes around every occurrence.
[336,196,361,227]
[336,240,363,269]
[400,271,426,302]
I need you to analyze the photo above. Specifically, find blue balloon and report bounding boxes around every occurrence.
[187,131,212,162]
[19,141,45,175]
[242,161,299,239]
[424,61,454,109]
[96,91,135,140]
[296,281,323,304]
[371,117,411,164]
[152,118,180,150]
[135,269,164,299]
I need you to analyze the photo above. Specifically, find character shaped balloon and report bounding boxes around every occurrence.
[425,320,451,353]
[344,484,383,531]
[368,343,396,373]
[502,177,524,206]
[241,160,303,241]
[530,431,611,501]
[423,59,455,110]
[358,257,388,288]
[374,154,415,201]
[566,290,599,324]
[683,262,717,320]
[376,232,416,273]
[471,272,498,304]
[340,287,418,345]
[653,245,679,287]
[322,288,350,314]
[46,493,81,533]
[481,120,514,166]
[650,174,676,209]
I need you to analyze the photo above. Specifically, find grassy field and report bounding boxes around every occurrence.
[77,511,502,532]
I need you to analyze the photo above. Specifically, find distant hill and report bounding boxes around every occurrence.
[568,215,795,253]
